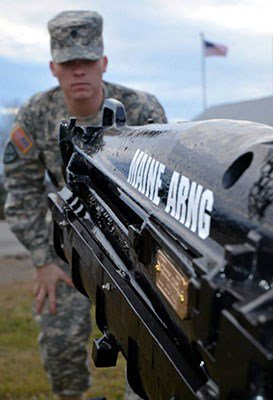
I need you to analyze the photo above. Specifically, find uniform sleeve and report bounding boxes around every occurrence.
[3,103,55,267]
[133,94,168,125]
[144,95,168,124]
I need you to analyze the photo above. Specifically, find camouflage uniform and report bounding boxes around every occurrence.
[3,10,167,399]
[4,82,166,399]
[48,11,104,64]
[4,81,166,264]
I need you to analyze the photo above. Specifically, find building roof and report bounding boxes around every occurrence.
[193,96,273,126]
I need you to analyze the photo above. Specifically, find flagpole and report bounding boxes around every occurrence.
[200,32,207,111]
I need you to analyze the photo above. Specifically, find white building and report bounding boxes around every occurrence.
[193,96,273,126]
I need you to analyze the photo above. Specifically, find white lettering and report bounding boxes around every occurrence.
[185,182,203,233]
[165,171,179,216]
[132,151,145,187]
[153,163,166,205]
[198,189,214,239]
[140,156,152,194]
[145,159,159,200]
[177,176,190,223]
[127,150,214,240]
[135,153,148,191]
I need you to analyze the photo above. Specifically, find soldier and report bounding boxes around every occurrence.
[3,10,167,400]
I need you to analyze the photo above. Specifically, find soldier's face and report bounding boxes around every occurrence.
[50,56,108,100]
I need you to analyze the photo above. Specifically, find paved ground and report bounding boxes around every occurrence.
[0,221,28,258]
[0,220,33,285]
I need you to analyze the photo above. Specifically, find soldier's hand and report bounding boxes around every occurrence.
[33,263,74,314]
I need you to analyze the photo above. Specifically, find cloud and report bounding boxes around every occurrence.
[1,0,273,121]
[0,0,107,61]
[152,0,273,35]
[2,0,273,62]
[0,17,48,61]
[0,107,18,115]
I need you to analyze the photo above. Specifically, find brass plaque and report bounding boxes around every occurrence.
[155,250,189,320]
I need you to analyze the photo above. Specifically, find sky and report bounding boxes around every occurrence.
[1,0,273,122]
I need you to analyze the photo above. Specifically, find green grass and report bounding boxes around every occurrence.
[0,282,126,399]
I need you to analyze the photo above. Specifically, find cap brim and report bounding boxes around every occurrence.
[52,45,102,63]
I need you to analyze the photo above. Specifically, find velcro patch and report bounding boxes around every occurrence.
[11,125,33,154]
[3,142,19,164]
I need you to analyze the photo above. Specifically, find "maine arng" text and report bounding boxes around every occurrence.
[127,149,214,240]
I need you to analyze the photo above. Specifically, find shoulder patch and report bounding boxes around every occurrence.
[3,142,19,164]
[10,125,33,154]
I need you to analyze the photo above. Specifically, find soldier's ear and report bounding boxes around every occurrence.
[102,56,108,73]
[50,61,57,77]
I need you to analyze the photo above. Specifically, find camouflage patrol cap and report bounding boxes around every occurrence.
[48,10,104,63]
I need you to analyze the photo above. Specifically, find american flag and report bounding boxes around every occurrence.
[204,40,228,57]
